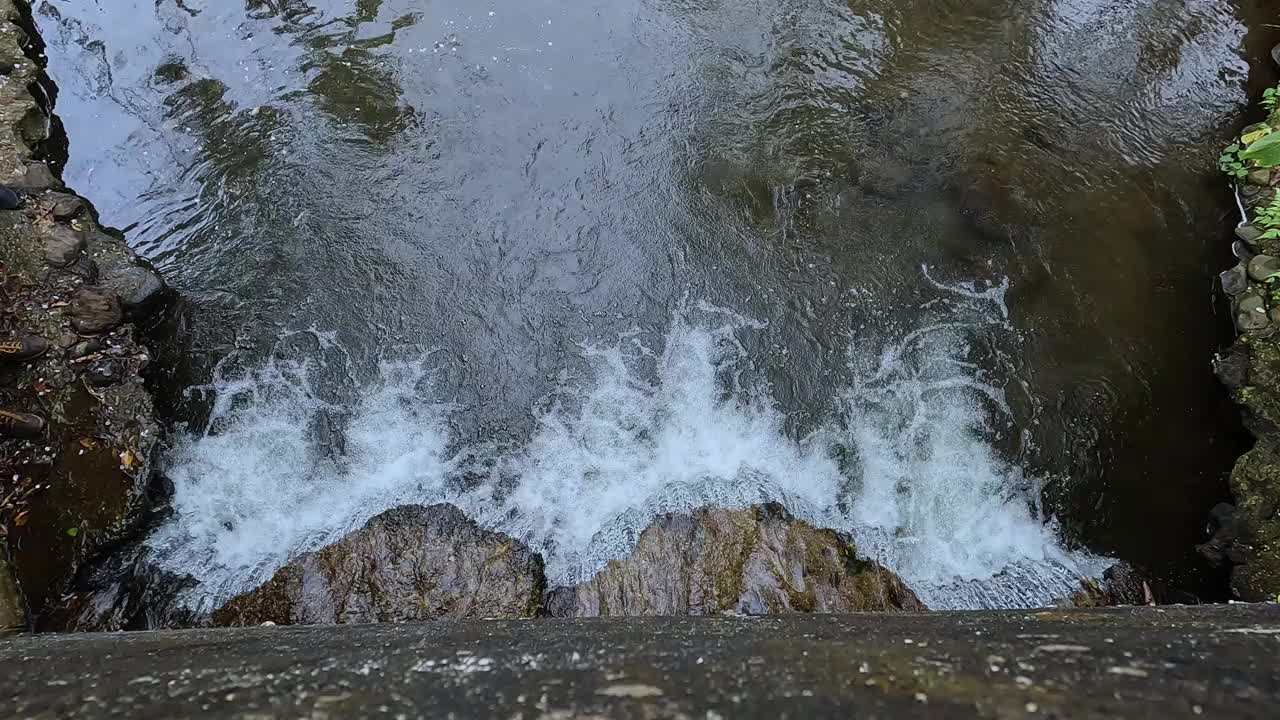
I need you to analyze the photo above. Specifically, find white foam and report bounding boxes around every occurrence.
[150,302,1104,610]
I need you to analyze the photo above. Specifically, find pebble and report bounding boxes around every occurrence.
[1247,169,1273,186]
[1248,254,1280,282]
[1272,43,1280,69]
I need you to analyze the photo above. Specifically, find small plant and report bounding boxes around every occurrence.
[1221,144,1248,178]
[1265,87,1280,112]
[1256,193,1280,240]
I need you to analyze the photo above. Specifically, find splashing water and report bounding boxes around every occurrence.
[149,298,1105,610]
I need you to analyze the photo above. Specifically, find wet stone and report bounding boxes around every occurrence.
[1234,240,1257,262]
[70,338,102,358]
[42,225,86,266]
[107,261,166,317]
[48,193,87,221]
[85,359,124,387]
[1221,264,1249,296]
[1237,224,1266,246]
[1248,254,1280,282]
[68,288,123,335]
[1247,169,1273,186]
[1273,43,1280,69]
[1236,293,1269,332]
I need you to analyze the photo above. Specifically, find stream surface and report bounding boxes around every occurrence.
[35,0,1271,608]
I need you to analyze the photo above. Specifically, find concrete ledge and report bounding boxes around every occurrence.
[3,604,1279,718]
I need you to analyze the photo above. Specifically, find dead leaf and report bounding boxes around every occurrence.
[120,449,135,468]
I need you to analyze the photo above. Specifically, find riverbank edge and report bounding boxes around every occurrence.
[0,0,178,630]
[1211,55,1280,601]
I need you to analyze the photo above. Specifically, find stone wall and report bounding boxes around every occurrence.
[0,0,175,630]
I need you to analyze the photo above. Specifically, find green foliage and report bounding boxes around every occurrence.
[1221,144,1248,178]
[1241,132,1280,167]
[1256,194,1280,240]
[64,527,78,538]
[1265,88,1280,112]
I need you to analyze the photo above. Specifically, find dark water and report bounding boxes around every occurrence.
[34,0,1273,606]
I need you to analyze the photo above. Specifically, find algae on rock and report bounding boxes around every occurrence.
[545,503,924,617]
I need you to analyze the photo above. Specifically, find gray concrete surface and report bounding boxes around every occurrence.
[3,604,1279,718]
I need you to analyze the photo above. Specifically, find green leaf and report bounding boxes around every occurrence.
[1226,143,1242,153]
[1244,128,1274,145]
[65,527,78,538]
[1241,132,1280,166]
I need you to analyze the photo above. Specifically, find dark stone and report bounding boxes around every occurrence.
[1273,43,1280,69]
[1234,240,1257,262]
[10,161,60,191]
[1215,348,1250,390]
[1249,254,1280,282]
[1236,293,1269,332]
[65,254,99,283]
[1197,503,1243,568]
[1236,224,1265,245]
[0,185,21,210]
[41,224,86,266]
[546,503,923,617]
[85,359,124,387]
[68,287,124,335]
[106,260,167,317]
[1071,562,1150,606]
[69,338,102,358]
[48,193,87,221]
[212,504,545,626]
[41,543,197,632]
[1221,263,1249,295]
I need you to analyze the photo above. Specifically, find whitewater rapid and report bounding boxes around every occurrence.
[148,280,1107,611]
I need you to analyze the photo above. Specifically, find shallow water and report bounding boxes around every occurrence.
[36,0,1271,606]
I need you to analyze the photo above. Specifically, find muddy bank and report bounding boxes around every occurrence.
[0,0,175,630]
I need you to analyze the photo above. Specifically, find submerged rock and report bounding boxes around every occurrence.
[545,503,924,617]
[212,504,545,626]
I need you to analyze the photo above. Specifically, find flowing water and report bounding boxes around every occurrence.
[35,0,1275,608]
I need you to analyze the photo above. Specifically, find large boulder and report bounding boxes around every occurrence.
[212,504,545,626]
[545,503,924,616]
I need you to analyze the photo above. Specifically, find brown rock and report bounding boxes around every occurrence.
[212,504,545,626]
[545,503,924,617]
[1070,562,1151,607]
[68,287,123,335]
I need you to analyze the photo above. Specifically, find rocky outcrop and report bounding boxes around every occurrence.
[212,505,546,626]
[1214,85,1280,601]
[545,503,923,617]
[0,0,175,628]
